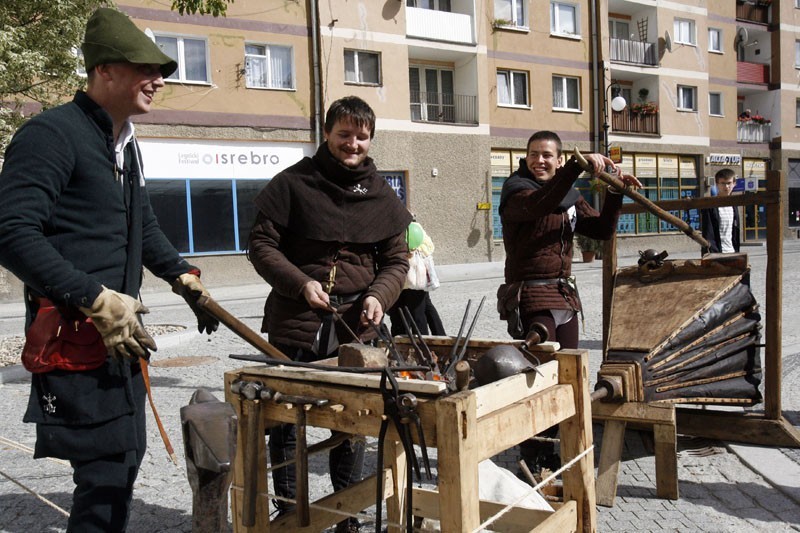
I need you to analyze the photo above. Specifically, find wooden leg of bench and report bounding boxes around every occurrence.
[654,423,679,500]
[595,419,626,507]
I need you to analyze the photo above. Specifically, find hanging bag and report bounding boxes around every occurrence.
[21,299,108,373]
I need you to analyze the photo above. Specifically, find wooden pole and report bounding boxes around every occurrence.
[572,148,709,248]
[764,169,783,420]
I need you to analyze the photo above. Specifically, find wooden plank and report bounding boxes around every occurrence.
[654,423,679,500]
[595,419,626,507]
[557,350,597,533]
[477,385,576,460]
[233,364,446,395]
[593,401,676,425]
[676,409,800,447]
[434,390,480,532]
[531,500,578,533]
[266,470,393,532]
[384,440,406,533]
[473,360,560,418]
[764,169,783,420]
[411,488,575,533]
[601,235,616,360]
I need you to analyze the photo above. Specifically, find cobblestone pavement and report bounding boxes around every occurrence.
[1,243,799,532]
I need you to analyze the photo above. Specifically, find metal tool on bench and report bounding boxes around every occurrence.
[442,296,486,387]
[396,306,439,379]
[230,379,329,527]
[375,367,431,533]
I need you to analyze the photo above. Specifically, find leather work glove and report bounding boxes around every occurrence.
[172,273,219,334]
[80,287,157,360]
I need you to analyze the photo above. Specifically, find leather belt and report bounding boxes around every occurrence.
[523,278,568,286]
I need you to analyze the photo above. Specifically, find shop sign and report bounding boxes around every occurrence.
[708,153,741,166]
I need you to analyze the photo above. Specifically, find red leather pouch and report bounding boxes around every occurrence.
[21,300,108,373]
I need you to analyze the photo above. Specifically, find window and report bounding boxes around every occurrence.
[407,0,451,9]
[497,69,529,107]
[708,28,722,53]
[673,18,696,46]
[551,2,578,36]
[677,85,697,111]
[796,99,800,126]
[149,178,268,254]
[796,41,800,68]
[552,75,580,111]
[709,92,723,116]
[344,50,381,85]
[409,66,456,122]
[155,35,209,83]
[245,44,294,90]
[494,0,527,28]
[608,19,629,40]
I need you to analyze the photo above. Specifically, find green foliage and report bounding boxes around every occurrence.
[576,233,604,255]
[0,0,110,152]
[172,0,233,17]
[0,0,232,153]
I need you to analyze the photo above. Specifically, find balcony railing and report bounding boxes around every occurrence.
[609,38,657,66]
[611,109,660,135]
[737,61,769,84]
[410,91,478,125]
[737,121,770,143]
[736,1,770,24]
[406,6,474,45]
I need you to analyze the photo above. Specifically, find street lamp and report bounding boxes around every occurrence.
[603,82,627,155]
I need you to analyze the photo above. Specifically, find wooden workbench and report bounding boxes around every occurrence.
[225,347,596,532]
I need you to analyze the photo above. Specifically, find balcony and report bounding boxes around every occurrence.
[609,38,657,66]
[737,61,769,84]
[406,6,474,45]
[736,1,770,25]
[410,91,478,125]
[737,120,770,143]
[611,108,659,135]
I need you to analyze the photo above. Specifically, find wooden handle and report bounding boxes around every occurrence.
[196,295,291,361]
[572,148,709,249]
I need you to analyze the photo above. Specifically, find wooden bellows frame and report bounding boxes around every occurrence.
[600,169,800,447]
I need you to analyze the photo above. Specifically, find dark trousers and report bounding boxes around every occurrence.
[269,342,365,513]
[388,290,446,337]
[67,384,147,532]
[519,311,579,467]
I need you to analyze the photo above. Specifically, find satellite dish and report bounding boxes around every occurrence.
[736,26,749,45]
[664,30,673,53]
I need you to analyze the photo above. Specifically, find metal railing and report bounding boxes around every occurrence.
[609,38,657,66]
[611,108,660,135]
[737,121,770,143]
[409,91,478,125]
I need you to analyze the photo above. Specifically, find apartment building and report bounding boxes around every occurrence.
[1,0,797,300]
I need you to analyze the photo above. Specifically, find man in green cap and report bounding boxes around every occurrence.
[0,7,218,531]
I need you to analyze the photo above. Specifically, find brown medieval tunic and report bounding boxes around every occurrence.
[499,157,623,316]
[248,142,412,351]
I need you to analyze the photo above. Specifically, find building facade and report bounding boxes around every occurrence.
[1,0,797,300]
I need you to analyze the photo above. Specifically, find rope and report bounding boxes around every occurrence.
[473,444,595,532]
[0,468,70,517]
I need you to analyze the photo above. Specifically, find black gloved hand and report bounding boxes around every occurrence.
[172,273,219,334]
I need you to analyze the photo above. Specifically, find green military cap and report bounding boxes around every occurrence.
[81,7,177,77]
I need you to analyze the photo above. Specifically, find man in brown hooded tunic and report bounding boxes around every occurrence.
[248,96,410,533]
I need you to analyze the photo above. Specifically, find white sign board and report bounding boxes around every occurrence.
[137,138,315,180]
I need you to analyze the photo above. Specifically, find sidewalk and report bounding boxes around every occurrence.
[1,244,799,532]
